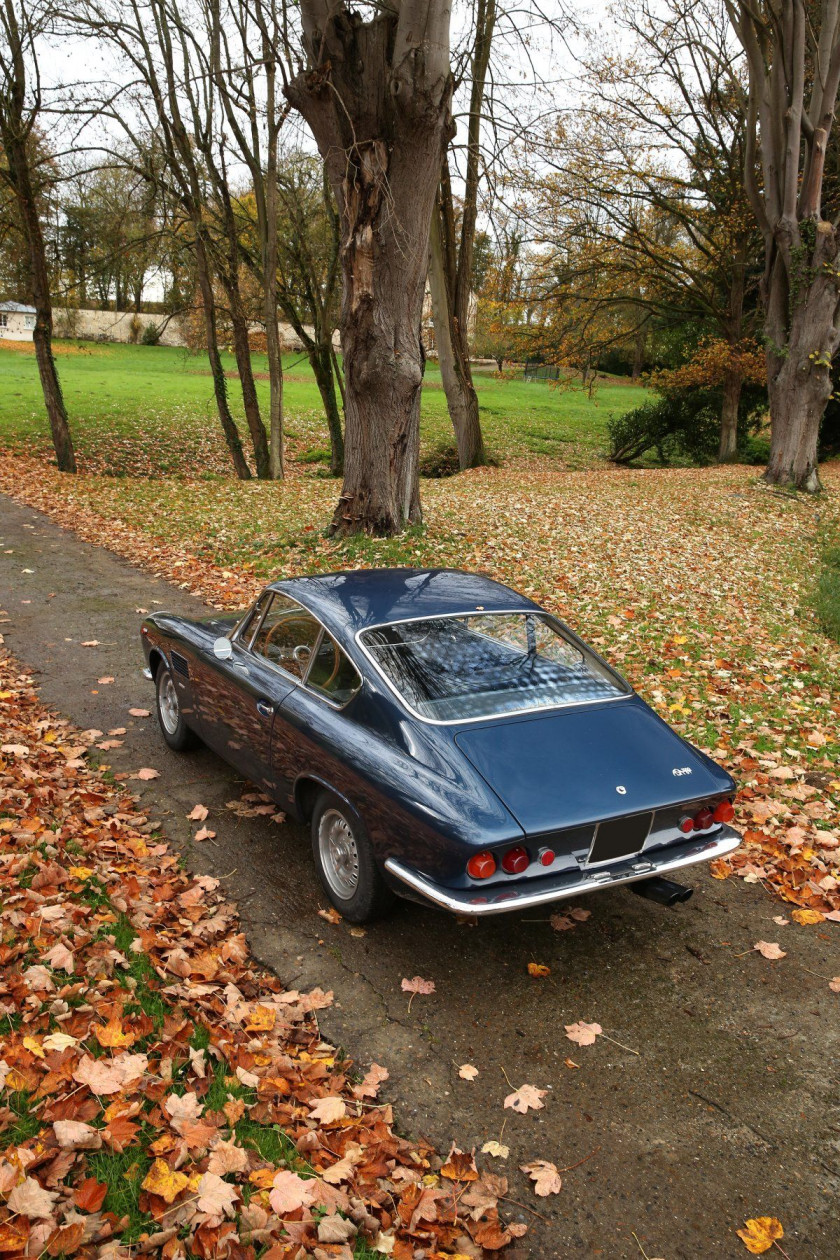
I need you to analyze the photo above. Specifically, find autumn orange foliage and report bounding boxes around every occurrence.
[0,647,519,1257]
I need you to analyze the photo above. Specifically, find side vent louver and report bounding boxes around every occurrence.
[171,651,190,678]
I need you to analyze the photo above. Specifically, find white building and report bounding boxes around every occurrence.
[0,301,36,341]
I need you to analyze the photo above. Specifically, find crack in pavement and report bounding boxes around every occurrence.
[1,493,838,1258]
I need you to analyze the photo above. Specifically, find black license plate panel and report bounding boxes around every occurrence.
[587,812,653,866]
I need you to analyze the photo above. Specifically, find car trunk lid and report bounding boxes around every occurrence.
[454,699,731,835]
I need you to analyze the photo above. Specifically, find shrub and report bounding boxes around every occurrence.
[141,321,162,346]
[608,383,767,466]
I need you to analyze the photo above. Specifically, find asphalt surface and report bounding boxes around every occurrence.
[0,492,838,1259]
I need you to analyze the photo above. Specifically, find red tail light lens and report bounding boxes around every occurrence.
[538,848,555,867]
[694,807,714,830]
[678,816,694,834]
[713,799,735,823]
[467,851,496,880]
[501,846,529,875]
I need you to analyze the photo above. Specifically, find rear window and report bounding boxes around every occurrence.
[359,612,628,722]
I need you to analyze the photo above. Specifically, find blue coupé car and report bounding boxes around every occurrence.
[141,568,740,922]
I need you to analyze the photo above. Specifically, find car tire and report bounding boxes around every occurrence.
[311,790,395,923]
[154,664,199,751]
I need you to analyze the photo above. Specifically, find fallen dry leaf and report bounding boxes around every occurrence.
[188,803,208,821]
[193,826,216,842]
[134,767,160,780]
[503,1083,547,1113]
[129,707,150,717]
[520,1159,562,1196]
[141,1158,189,1204]
[527,962,551,978]
[458,1063,479,1081]
[565,1021,602,1046]
[318,906,342,924]
[268,1169,315,1214]
[736,1216,784,1254]
[481,1140,510,1159]
[791,908,825,926]
[754,941,786,960]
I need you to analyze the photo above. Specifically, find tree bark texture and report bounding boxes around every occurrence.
[760,220,840,491]
[717,369,743,461]
[286,0,454,536]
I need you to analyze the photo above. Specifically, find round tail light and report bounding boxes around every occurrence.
[501,846,529,875]
[678,816,694,834]
[694,807,714,830]
[467,851,496,880]
[713,800,735,823]
[538,848,555,867]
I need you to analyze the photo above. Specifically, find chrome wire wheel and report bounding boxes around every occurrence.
[158,672,180,735]
[318,807,360,901]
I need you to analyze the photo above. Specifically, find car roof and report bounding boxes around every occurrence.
[271,568,540,638]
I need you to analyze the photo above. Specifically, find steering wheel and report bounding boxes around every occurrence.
[310,635,341,689]
[263,614,315,670]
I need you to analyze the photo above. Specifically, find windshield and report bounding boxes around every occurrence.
[359,612,628,722]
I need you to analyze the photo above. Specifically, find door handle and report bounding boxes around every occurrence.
[256,700,274,718]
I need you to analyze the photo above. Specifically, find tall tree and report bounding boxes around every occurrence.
[521,0,760,460]
[202,0,288,477]
[427,0,495,470]
[0,0,76,472]
[286,0,454,536]
[726,0,840,490]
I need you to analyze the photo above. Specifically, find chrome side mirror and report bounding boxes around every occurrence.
[213,636,233,660]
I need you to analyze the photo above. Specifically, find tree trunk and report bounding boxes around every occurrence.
[717,370,743,462]
[228,301,271,478]
[762,221,839,491]
[286,0,454,536]
[4,134,77,473]
[310,343,344,475]
[428,203,486,468]
[262,42,285,479]
[194,234,251,480]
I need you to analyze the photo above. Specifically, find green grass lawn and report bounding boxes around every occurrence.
[0,339,646,476]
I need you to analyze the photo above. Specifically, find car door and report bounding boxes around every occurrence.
[199,593,315,793]
[270,627,364,810]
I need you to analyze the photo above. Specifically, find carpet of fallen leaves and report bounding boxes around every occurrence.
[0,647,521,1258]
[1,453,838,921]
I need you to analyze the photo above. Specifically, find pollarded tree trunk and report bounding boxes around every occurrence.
[286,0,454,536]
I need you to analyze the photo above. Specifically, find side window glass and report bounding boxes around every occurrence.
[251,594,321,678]
[306,632,362,705]
[235,593,270,646]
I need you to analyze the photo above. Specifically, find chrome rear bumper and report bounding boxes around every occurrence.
[384,824,741,916]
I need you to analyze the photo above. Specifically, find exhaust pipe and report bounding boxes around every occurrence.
[631,876,693,907]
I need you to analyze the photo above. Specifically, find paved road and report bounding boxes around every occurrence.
[1,493,837,1259]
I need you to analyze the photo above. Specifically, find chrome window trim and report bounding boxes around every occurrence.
[234,590,362,712]
[354,608,632,728]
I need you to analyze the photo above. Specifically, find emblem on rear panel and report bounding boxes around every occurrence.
[672,767,692,776]
[615,785,627,795]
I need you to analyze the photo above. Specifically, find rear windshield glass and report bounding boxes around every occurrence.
[359,613,628,721]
